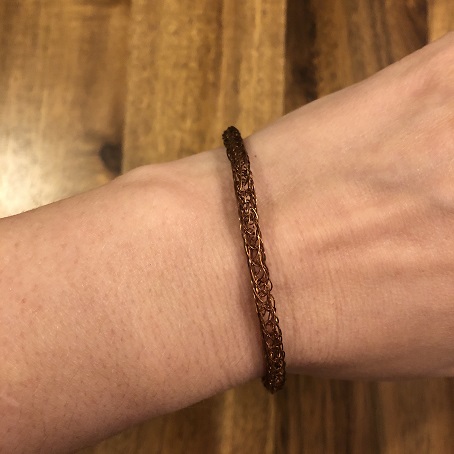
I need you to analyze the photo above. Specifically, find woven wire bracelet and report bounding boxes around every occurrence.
[222,126,286,393]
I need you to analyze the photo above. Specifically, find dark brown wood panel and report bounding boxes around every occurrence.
[0,0,129,217]
[285,0,427,111]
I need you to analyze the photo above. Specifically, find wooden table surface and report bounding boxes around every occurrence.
[1,1,453,452]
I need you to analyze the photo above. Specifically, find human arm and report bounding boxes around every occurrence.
[2,32,454,453]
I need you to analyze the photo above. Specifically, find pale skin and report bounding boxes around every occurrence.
[1,32,454,453]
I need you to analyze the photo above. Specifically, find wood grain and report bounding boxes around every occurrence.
[285,0,427,109]
[428,0,454,40]
[123,0,286,170]
[0,0,129,217]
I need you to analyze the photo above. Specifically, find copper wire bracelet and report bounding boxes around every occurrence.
[222,126,286,393]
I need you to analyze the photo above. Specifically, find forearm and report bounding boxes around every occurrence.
[0,155,282,452]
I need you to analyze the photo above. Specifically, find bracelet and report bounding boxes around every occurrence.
[222,126,286,393]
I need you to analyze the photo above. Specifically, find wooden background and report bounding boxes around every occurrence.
[1,0,453,452]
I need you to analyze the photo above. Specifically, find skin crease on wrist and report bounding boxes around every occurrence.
[1,32,454,452]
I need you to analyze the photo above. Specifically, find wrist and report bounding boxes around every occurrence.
[134,138,328,383]
[117,157,266,397]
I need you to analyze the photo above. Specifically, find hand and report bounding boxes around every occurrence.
[254,32,454,379]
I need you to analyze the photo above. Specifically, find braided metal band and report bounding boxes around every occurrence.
[222,126,286,393]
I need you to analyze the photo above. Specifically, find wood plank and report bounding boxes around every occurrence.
[285,0,427,108]
[378,380,454,453]
[428,0,454,41]
[284,0,318,110]
[0,0,129,218]
[123,0,286,170]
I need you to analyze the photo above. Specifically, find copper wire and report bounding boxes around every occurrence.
[223,126,286,393]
